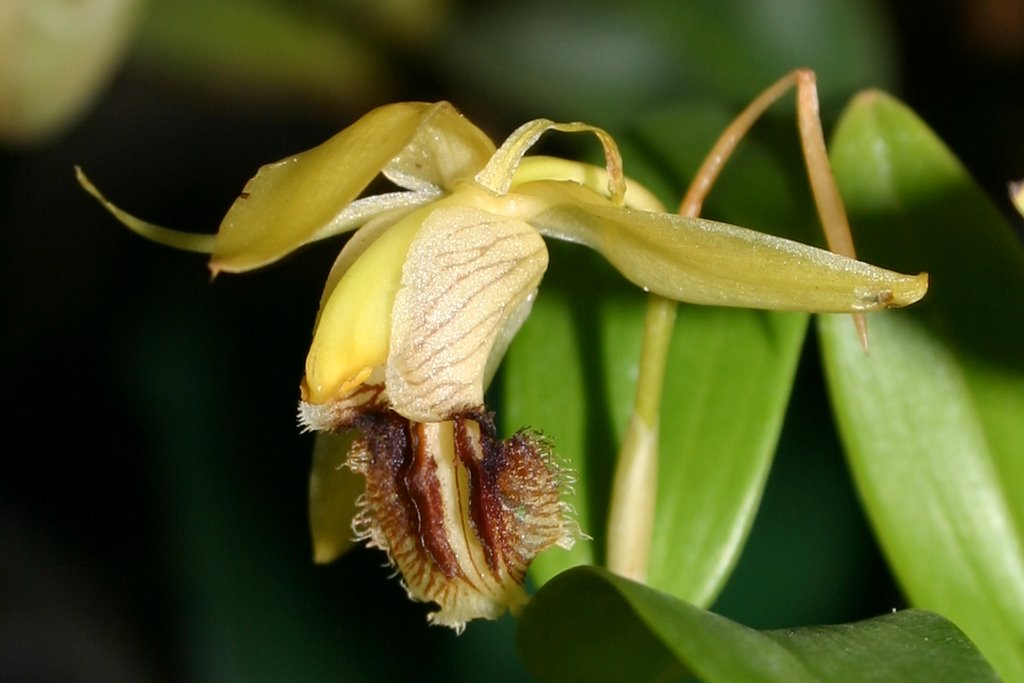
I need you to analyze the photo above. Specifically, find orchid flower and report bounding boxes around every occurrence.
[78,101,927,631]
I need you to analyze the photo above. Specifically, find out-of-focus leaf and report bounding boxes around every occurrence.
[821,91,1024,682]
[438,0,894,125]
[328,0,452,47]
[646,0,897,106]
[517,566,998,683]
[133,0,392,108]
[0,0,141,144]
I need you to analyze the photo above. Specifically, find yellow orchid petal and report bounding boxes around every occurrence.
[516,179,928,312]
[308,430,362,564]
[476,119,625,204]
[1011,179,1024,218]
[383,102,496,193]
[76,167,216,253]
[512,155,665,211]
[303,208,427,405]
[387,206,548,422]
[211,102,442,275]
[315,204,423,313]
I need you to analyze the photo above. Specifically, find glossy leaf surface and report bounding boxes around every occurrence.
[518,566,997,683]
[821,91,1024,682]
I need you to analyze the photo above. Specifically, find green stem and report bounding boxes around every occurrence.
[605,294,677,582]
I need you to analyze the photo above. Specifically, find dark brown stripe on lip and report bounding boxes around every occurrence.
[404,421,462,578]
[454,415,502,576]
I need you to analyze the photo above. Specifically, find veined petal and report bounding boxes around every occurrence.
[211,102,440,274]
[383,102,496,193]
[515,179,928,312]
[387,207,548,422]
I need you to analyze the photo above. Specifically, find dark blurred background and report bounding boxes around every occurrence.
[2,1,1022,681]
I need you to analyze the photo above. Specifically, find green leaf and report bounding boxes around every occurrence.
[821,91,1024,681]
[517,566,998,683]
[134,0,393,107]
[646,306,807,605]
[439,0,894,125]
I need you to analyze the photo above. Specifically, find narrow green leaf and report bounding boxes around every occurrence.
[646,306,807,605]
[821,91,1024,682]
[518,566,997,683]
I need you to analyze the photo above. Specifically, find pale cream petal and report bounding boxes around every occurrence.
[387,207,548,422]
[383,102,496,193]
[211,102,437,274]
[482,288,536,390]
[515,179,928,313]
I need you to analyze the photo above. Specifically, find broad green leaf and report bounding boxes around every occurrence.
[517,566,997,683]
[645,306,807,605]
[821,91,1024,682]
